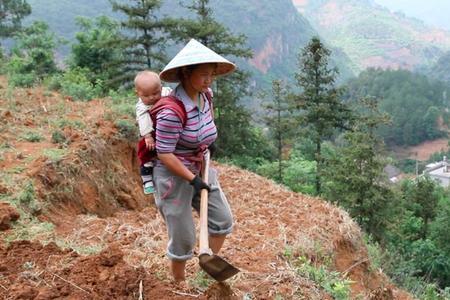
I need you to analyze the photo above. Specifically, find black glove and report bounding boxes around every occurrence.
[189,175,211,193]
[208,142,217,158]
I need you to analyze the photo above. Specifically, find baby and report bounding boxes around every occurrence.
[135,70,171,194]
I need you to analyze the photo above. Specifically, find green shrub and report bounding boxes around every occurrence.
[0,47,5,74]
[6,21,58,87]
[43,73,63,91]
[53,119,85,130]
[42,148,67,162]
[7,56,37,87]
[21,132,44,142]
[18,181,35,205]
[221,155,269,173]
[60,67,101,101]
[292,256,352,300]
[114,119,136,140]
[51,130,66,144]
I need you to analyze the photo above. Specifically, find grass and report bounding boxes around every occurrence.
[52,118,85,130]
[51,130,67,144]
[5,218,55,244]
[42,148,68,162]
[21,131,44,142]
[55,238,104,255]
[188,270,214,292]
[7,165,26,174]
[283,247,352,300]
[114,119,137,140]
[363,234,384,272]
[0,141,12,150]
[293,255,352,300]
[18,181,35,205]
[363,236,450,300]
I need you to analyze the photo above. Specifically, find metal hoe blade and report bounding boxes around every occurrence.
[199,253,239,282]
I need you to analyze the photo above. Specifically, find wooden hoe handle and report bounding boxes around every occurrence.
[199,150,211,255]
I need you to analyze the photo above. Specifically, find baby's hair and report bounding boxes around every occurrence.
[134,70,160,88]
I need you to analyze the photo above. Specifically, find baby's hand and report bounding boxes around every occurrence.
[144,134,155,150]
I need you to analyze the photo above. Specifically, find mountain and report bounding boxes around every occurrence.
[25,0,354,86]
[292,0,450,74]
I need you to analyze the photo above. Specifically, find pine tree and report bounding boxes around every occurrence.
[0,0,31,41]
[70,16,124,92]
[171,0,262,158]
[402,176,439,239]
[295,37,353,194]
[109,0,174,85]
[263,80,293,181]
[324,97,392,238]
[7,21,57,87]
[172,0,251,58]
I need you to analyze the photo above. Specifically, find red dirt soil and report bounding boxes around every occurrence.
[394,138,449,161]
[0,80,413,299]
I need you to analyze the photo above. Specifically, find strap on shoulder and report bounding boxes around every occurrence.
[150,96,187,126]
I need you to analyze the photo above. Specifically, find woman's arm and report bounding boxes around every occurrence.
[157,153,195,182]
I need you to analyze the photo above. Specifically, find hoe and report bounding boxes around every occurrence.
[198,150,239,281]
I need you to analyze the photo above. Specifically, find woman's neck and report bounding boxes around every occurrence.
[181,82,199,103]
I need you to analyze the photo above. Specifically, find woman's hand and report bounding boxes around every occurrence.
[190,175,211,193]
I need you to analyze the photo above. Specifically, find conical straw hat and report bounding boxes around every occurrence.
[160,39,236,82]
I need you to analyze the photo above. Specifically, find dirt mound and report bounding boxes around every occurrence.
[0,202,20,231]
[0,240,190,299]
[0,79,412,299]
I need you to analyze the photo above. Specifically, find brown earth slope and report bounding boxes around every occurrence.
[0,80,412,299]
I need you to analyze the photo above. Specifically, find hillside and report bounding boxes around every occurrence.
[25,0,354,86]
[427,51,450,84]
[292,0,450,73]
[344,68,450,147]
[0,79,412,298]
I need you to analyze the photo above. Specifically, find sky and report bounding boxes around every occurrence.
[374,0,450,31]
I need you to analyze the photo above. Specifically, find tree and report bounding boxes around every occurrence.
[109,0,174,85]
[324,97,392,238]
[172,0,251,58]
[6,21,57,87]
[294,37,353,194]
[70,16,124,92]
[262,80,293,181]
[401,176,439,239]
[0,0,31,41]
[171,0,269,159]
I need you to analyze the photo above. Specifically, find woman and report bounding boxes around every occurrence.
[154,39,235,282]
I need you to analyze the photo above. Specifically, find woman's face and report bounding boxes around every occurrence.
[186,64,216,93]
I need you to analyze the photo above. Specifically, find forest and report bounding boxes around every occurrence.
[1,0,450,299]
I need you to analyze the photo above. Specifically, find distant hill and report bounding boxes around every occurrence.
[427,51,450,84]
[345,68,450,146]
[292,0,450,74]
[25,0,354,87]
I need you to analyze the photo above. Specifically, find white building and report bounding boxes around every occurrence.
[423,156,450,187]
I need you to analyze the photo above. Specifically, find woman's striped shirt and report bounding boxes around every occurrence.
[155,85,217,170]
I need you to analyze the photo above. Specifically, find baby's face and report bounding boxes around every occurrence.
[137,81,162,105]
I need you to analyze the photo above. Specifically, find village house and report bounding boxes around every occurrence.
[423,156,450,187]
